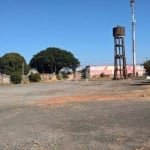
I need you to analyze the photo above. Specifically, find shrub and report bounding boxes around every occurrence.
[100,73,105,78]
[56,73,62,80]
[56,72,68,80]
[10,72,22,84]
[100,73,110,78]
[29,73,41,82]
[62,72,68,79]
[81,71,86,79]
[81,71,90,79]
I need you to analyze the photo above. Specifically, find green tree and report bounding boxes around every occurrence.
[0,53,30,75]
[29,47,80,74]
[144,60,150,75]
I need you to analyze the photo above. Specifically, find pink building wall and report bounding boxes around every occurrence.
[89,65,145,77]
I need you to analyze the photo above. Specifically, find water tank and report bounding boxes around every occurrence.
[113,26,125,37]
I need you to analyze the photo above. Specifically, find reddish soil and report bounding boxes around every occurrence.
[36,89,150,107]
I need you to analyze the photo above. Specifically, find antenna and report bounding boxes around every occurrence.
[130,0,136,76]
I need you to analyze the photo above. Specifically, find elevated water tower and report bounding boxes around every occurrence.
[113,26,127,79]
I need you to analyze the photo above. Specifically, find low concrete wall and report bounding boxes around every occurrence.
[0,74,10,84]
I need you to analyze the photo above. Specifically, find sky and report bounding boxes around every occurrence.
[0,0,149,66]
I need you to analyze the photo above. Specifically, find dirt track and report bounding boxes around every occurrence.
[0,79,150,150]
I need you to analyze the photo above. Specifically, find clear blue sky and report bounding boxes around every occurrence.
[0,0,149,65]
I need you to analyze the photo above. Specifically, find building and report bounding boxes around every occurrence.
[88,65,145,78]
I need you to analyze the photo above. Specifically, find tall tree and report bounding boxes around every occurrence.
[144,60,150,75]
[29,47,80,74]
[0,52,30,75]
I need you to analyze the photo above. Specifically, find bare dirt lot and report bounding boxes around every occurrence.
[0,79,150,150]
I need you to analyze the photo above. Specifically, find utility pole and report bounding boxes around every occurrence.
[130,0,136,76]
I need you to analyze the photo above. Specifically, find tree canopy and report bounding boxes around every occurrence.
[144,60,150,75]
[29,47,80,74]
[0,52,30,75]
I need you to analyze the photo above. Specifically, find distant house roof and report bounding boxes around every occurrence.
[59,67,73,73]
[27,68,39,76]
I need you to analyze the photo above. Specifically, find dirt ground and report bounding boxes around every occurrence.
[0,79,150,150]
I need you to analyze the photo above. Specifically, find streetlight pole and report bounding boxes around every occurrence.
[130,0,136,77]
